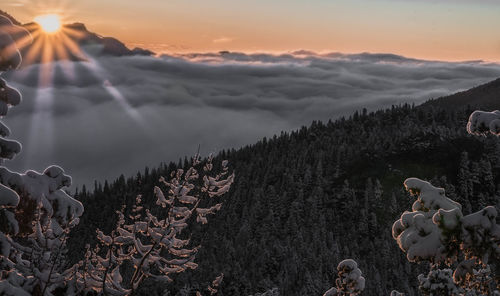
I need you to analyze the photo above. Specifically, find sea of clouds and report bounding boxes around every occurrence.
[3,50,500,188]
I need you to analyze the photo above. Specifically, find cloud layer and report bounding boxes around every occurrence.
[3,51,500,188]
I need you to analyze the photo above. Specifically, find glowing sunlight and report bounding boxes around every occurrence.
[34,14,61,34]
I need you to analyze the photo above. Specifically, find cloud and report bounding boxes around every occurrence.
[3,51,500,188]
[212,37,233,44]
[126,43,191,54]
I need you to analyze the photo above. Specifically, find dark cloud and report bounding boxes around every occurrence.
[3,51,500,188]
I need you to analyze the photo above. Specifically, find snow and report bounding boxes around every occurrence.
[418,269,461,296]
[0,18,23,168]
[0,183,19,208]
[0,16,25,235]
[460,206,500,261]
[154,185,171,207]
[0,120,11,137]
[208,273,223,295]
[0,166,83,226]
[324,259,365,296]
[336,259,365,292]
[0,137,21,160]
[393,178,461,262]
[0,271,31,296]
[0,78,22,107]
[453,259,475,283]
[323,287,338,296]
[467,110,500,136]
[404,178,461,212]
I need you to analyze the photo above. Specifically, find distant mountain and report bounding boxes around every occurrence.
[422,77,500,110]
[22,22,154,64]
[0,10,21,26]
[67,78,500,295]
[1,10,154,66]
[60,23,155,57]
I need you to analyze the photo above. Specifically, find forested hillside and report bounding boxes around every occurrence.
[69,95,500,295]
[421,77,500,111]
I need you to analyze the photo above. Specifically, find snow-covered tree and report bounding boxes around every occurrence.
[323,259,365,296]
[418,268,462,296]
[69,154,234,295]
[392,177,500,294]
[206,273,224,295]
[0,16,25,237]
[0,16,84,296]
[392,102,500,296]
[467,110,500,136]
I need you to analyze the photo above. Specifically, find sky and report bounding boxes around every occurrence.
[2,0,500,61]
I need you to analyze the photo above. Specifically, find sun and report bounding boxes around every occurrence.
[34,14,61,34]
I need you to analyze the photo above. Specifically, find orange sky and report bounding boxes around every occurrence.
[3,0,500,62]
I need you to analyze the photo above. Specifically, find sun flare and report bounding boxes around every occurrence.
[34,14,61,34]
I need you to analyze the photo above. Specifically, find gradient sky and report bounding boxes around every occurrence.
[3,0,500,61]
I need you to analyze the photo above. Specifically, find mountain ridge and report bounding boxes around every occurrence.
[0,9,154,65]
[0,10,21,26]
[421,77,500,110]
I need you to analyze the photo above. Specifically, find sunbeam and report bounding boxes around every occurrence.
[5,0,155,171]
[23,86,55,169]
[79,54,151,135]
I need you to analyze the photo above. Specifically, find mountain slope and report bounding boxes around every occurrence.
[68,77,500,295]
[422,77,500,110]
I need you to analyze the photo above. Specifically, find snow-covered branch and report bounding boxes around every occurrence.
[323,259,365,296]
[467,110,500,136]
[0,16,84,296]
[392,178,500,295]
[73,154,233,295]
